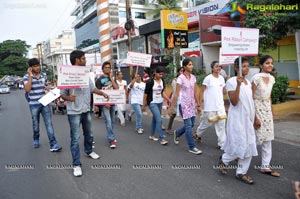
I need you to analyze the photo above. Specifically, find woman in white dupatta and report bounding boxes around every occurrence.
[219,57,258,185]
[252,55,280,177]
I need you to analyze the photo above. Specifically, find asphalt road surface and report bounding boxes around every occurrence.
[0,89,299,199]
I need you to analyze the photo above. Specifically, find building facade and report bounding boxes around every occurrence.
[71,0,102,65]
[43,30,75,78]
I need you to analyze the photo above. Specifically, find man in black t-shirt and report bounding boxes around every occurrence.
[95,61,119,149]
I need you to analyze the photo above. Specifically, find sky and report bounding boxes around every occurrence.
[0,0,77,48]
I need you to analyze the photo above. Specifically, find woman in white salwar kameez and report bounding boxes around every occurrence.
[252,55,280,177]
[219,57,258,185]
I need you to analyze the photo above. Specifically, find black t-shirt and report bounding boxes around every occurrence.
[95,76,113,90]
[95,76,115,106]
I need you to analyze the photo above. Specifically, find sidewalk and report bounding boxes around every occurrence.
[273,114,300,147]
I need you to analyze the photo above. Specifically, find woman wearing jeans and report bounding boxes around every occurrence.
[143,66,170,145]
[128,73,145,134]
[168,59,202,155]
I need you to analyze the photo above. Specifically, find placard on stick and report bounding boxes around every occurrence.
[57,65,90,89]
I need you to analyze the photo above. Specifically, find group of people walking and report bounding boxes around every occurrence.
[24,50,280,181]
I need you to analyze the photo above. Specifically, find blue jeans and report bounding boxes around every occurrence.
[149,103,164,140]
[68,112,94,166]
[175,104,196,150]
[100,105,116,142]
[131,103,142,129]
[29,104,57,147]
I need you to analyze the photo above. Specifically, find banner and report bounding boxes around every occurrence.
[126,51,152,67]
[93,90,126,105]
[57,65,90,89]
[221,27,259,56]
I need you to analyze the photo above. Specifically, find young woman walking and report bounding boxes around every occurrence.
[251,55,280,177]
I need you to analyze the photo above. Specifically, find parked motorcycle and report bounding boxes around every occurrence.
[52,97,66,114]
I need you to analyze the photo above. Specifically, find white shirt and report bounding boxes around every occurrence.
[202,74,225,112]
[151,80,164,104]
[116,79,127,90]
[224,77,257,158]
[129,81,145,105]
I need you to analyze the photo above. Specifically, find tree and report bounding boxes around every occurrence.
[240,0,300,51]
[0,40,30,77]
[42,64,54,82]
[146,0,184,19]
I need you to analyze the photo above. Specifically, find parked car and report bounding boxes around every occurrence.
[0,84,10,94]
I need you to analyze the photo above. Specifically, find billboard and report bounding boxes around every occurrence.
[160,10,188,49]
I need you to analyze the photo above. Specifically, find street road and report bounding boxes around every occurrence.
[0,89,299,199]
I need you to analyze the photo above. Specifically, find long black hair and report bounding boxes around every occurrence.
[176,67,183,78]
[259,55,273,72]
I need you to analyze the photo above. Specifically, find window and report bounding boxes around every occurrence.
[113,47,118,54]
[135,12,146,19]
[132,0,146,5]
[119,11,126,18]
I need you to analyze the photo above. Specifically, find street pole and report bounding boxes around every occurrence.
[125,0,133,76]
[125,0,132,52]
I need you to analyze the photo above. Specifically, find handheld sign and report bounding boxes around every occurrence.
[221,26,259,75]
[221,27,259,56]
[219,47,238,66]
[93,90,126,105]
[38,88,61,106]
[92,64,103,76]
[126,52,152,68]
[57,65,90,89]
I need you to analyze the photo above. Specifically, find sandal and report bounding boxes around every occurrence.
[236,174,254,185]
[218,156,228,175]
[165,129,173,135]
[292,181,300,199]
[193,133,202,143]
[260,169,280,177]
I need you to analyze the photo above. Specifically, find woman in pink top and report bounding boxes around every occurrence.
[168,58,202,155]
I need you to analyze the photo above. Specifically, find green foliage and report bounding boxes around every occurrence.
[241,0,300,51]
[0,40,30,76]
[193,69,207,85]
[43,65,54,82]
[146,0,184,19]
[271,76,289,104]
[164,47,181,84]
[163,47,208,84]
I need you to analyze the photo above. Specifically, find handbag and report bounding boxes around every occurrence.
[207,110,227,123]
